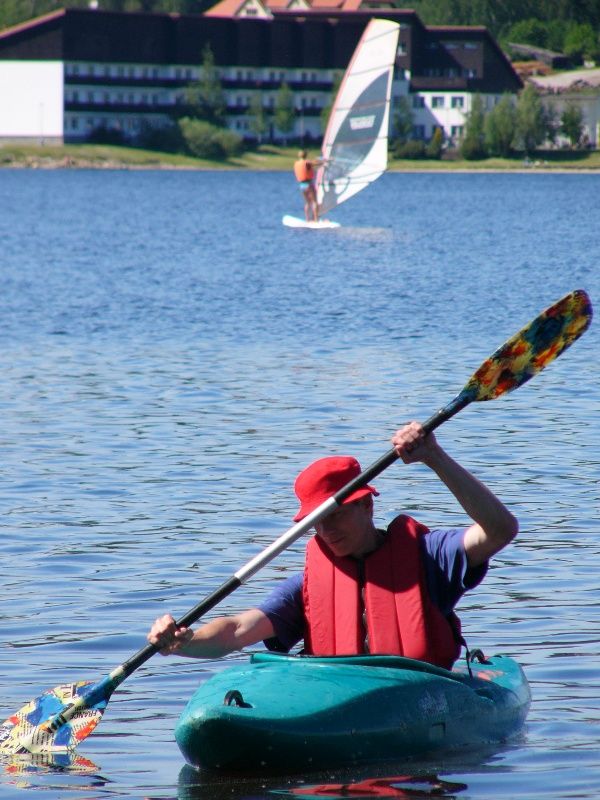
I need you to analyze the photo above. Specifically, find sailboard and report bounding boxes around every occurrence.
[282,215,340,229]
[283,18,400,228]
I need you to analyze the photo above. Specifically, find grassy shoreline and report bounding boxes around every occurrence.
[2,142,600,172]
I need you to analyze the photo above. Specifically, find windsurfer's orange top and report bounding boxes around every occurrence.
[294,159,314,183]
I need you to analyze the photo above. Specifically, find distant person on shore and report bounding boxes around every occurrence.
[293,150,322,222]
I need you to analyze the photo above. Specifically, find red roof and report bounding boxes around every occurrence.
[204,0,406,16]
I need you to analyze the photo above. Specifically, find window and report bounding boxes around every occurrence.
[432,96,444,108]
[413,124,425,139]
[451,96,464,108]
[412,95,425,108]
[451,125,464,137]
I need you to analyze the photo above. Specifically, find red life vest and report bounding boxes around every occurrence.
[302,515,460,669]
[294,159,314,182]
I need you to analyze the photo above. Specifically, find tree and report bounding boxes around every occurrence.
[564,22,597,61]
[484,94,516,157]
[506,18,548,48]
[274,82,295,144]
[425,126,444,158]
[459,93,487,160]
[560,103,584,147]
[184,43,226,126]
[320,71,342,133]
[546,18,567,53]
[515,84,548,155]
[248,92,268,143]
[392,96,414,143]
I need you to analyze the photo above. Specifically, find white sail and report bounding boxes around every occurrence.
[316,19,400,217]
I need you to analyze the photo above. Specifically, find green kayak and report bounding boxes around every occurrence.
[175,651,530,772]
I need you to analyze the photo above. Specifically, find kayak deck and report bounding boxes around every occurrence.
[175,652,530,772]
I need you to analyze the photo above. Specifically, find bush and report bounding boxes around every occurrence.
[136,122,184,153]
[87,126,127,145]
[459,137,488,160]
[392,139,427,159]
[178,117,244,160]
[425,128,444,159]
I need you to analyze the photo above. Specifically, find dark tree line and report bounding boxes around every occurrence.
[410,0,600,37]
[3,0,600,33]
[0,0,212,30]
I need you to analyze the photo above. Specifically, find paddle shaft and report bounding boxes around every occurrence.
[117,392,470,679]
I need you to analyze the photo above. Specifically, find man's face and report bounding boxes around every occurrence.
[314,497,373,558]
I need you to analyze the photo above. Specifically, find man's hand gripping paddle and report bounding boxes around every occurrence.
[0,289,592,756]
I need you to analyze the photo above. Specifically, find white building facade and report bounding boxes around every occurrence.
[0,8,522,146]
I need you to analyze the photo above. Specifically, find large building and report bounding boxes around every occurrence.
[529,67,600,147]
[0,5,522,145]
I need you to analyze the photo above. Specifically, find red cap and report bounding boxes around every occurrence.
[293,456,379,522]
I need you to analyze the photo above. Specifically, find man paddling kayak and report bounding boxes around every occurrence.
[148,422,517,668]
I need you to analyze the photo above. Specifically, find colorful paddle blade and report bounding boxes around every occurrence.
[461,289,592,403]
[0,681,108,755]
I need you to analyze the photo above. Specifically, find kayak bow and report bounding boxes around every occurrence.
[175,652,531,771]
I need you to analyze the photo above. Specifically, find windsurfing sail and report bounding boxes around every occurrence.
[316,19,400,217]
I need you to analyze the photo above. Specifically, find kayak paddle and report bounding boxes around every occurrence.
[0,288,592,756]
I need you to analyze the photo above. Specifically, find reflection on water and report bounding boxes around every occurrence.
[273,774,468,798]
[177,766,468,800]
[0,753,107,793]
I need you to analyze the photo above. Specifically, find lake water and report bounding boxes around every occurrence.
[0,168,598,800]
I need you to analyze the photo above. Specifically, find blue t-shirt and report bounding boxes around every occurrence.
[258,527,486,653]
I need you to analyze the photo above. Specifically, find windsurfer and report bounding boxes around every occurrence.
[293,150,322,222]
